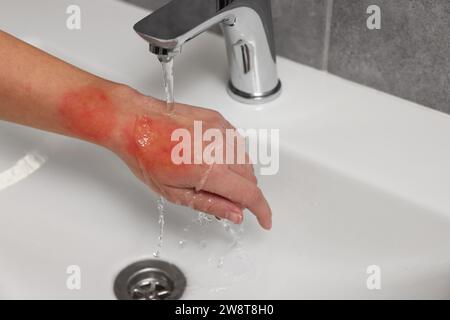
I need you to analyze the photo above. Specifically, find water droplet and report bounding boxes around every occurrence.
[196,212,212,226]
[221,219,243,250]
[178,239,187,249]
[217,257,225,268]
[222,220,231,232]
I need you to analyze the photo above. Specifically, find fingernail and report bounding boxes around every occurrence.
[266,218,272,230]
[229,212,243,224]
[260,217,272,230]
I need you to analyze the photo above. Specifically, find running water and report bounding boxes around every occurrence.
[153,197,166,258]
[158,55,175,115]
[152,54,247,268]
[215,220,245,268]
[152,54,176,258]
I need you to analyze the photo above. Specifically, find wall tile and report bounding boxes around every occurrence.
[271,0,328,68]
[329,0,450,113]
[124,0,169,10]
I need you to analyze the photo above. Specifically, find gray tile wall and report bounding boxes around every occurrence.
[122,0,450,114]
[329,0,450,114]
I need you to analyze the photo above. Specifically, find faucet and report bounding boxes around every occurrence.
[133,0,281,104]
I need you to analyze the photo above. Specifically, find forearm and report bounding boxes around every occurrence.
[0,30,131,149]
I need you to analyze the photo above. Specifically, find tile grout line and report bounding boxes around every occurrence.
[322,0,334,71]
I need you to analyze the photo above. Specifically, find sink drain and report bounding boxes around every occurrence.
[114,260,186,300]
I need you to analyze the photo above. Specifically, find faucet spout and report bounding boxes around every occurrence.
[134,0,281,104]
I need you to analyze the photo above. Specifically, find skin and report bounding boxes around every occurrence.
[0,30,272,230]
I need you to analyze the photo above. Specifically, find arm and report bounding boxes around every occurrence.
[0,30,125,148]
[0,30,272,230]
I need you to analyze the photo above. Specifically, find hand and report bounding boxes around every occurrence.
[109,87,273,230]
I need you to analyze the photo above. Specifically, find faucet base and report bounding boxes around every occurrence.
[227,80,282,105]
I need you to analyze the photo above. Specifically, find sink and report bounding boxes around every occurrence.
[1,0,450,299]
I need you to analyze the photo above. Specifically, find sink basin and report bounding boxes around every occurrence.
[1,0,450,299]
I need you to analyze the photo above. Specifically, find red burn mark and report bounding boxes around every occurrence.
[123,115,185,172]
[58,87,117,144]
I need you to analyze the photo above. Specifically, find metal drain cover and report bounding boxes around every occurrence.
[114,260,186,300]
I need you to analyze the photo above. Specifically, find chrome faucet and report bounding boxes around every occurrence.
[133,0,281,104]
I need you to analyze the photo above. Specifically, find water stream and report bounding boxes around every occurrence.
[153,197,166,258]
[152,54,176,258]
[159,55,175,115]
[152,54,247,269]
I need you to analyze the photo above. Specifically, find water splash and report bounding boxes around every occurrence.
[221,219,244,250]
[196,212,213,226]
[178,239,187,249]
[217,257,225,269]
[178,213,255,294]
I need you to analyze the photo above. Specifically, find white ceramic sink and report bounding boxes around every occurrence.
[1,0,450,299]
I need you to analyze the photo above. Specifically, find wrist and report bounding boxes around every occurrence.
[105,83,162,156]
[57,79,161,154]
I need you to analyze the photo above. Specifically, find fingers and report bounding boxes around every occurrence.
[219,121,257,184]
[222,129,257,183]
[164,187,244,224]
[226,140,256,183]
[175,103,256,182]
[200,167,272,230]
[228,162,257,184]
